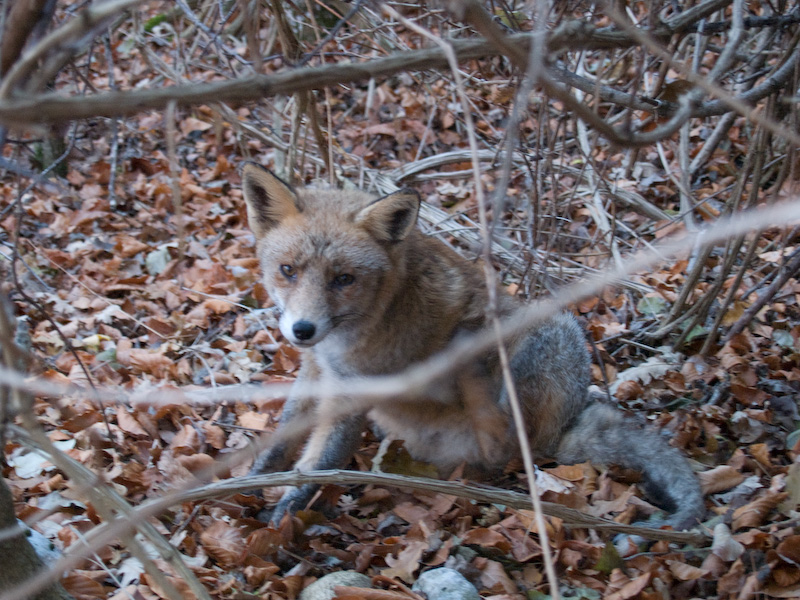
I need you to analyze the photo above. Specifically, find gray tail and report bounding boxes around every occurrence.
[556,403,705,530]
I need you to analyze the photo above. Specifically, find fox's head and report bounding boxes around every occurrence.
[242,163,421,348]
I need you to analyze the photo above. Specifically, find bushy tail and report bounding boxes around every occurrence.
[556,403,705,530]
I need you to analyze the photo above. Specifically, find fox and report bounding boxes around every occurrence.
[241,162,705,530]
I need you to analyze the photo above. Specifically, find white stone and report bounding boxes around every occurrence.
[412,567,481,600]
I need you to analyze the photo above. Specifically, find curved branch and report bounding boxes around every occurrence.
[0,0,145,98]
[697,43,800,117]
[0,12,763,128]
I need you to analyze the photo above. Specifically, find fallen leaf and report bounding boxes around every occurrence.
[699,465,746,494]
[382,540,427,582]
[712,523,745,561]
[199,521,247,568]
[733,490,788,530]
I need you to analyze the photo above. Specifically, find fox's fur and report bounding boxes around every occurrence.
[242,163,705,529]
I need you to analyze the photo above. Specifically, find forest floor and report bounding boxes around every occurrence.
[2,3,800,600]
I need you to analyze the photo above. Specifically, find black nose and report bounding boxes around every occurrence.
[292,321,316,341]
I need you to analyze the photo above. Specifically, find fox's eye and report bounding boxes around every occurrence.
[333,273,354,287]
[280,264,296,279]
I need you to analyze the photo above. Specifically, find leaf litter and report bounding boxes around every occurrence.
[2,2,800,599]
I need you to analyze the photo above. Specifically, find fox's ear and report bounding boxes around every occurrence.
[356,189,420,243]
[241,163,301,238]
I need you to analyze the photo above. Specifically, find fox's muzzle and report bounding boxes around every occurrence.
[292,320,316,341]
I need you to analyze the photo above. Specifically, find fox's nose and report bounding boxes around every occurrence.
[292,321,316,341]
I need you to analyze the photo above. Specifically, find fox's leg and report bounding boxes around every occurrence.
[248,359,323,476]
[456,366,512,467]
[500,313,591,456]
[248,390,315,476]
[268,411,366,523]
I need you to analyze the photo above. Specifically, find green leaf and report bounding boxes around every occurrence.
[562,588,601,600]
[145,246,171,276]
[118,36,136,55]
[787,429,800,453]
[144,14,168,32]
[684,325,708,343]
[774,329,795,349]
[594,541,624,574]
[494,9,527,28]
[779,462,800,514]
[637,295,667,317]
[378,440,439,479]
[95,348,117,364]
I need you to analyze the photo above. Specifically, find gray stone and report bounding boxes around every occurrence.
[412,567,481,600]
[299,571,373,600]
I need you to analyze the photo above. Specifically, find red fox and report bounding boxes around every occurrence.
[242,162,705,529]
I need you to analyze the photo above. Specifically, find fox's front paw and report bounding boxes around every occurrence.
[254,506,275,523]
[263,498,297,525]
[256,485,317,525]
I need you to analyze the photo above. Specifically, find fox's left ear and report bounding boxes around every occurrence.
[356,189,420,243]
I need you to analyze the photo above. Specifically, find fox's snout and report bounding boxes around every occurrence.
[292,320,316,342]
[278,309,330,347]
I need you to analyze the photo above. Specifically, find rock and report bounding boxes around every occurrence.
[412,567,480,600]
[299,571,373,600]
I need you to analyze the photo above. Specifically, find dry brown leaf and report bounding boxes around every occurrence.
[176,452,215,474]
[699,465,746,494]
[546,464,586,482]
[141,573,198,600]
[242,560,280,586]
[180,116,213,134]
[461,527,512,553]
[61,410,101,433]
[116,410,149,437]
[127,348,173,377]
[475,557,517,595]
[335,586,415,599]
[667,559,709,581]
[238,411,270,431]
[737,571,762,600]
[171,423,203,454]
[383,540,427,582]
[605,572,651,600]
[114,234,150,258]
[115,338,132,365]
[199,520,247,568]
[763,582,800,598]
[203,298,235,314]
[776,535,800,566]
[772,565,800,587]
[712,523,745,562]
[61,572,107,599]
[718,558,746,596]
[203,422,226,449]
[749,443,771,468]
[733,490,788,530]
[246,527,284,556]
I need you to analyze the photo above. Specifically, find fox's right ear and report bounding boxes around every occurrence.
[241,163,302,238]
